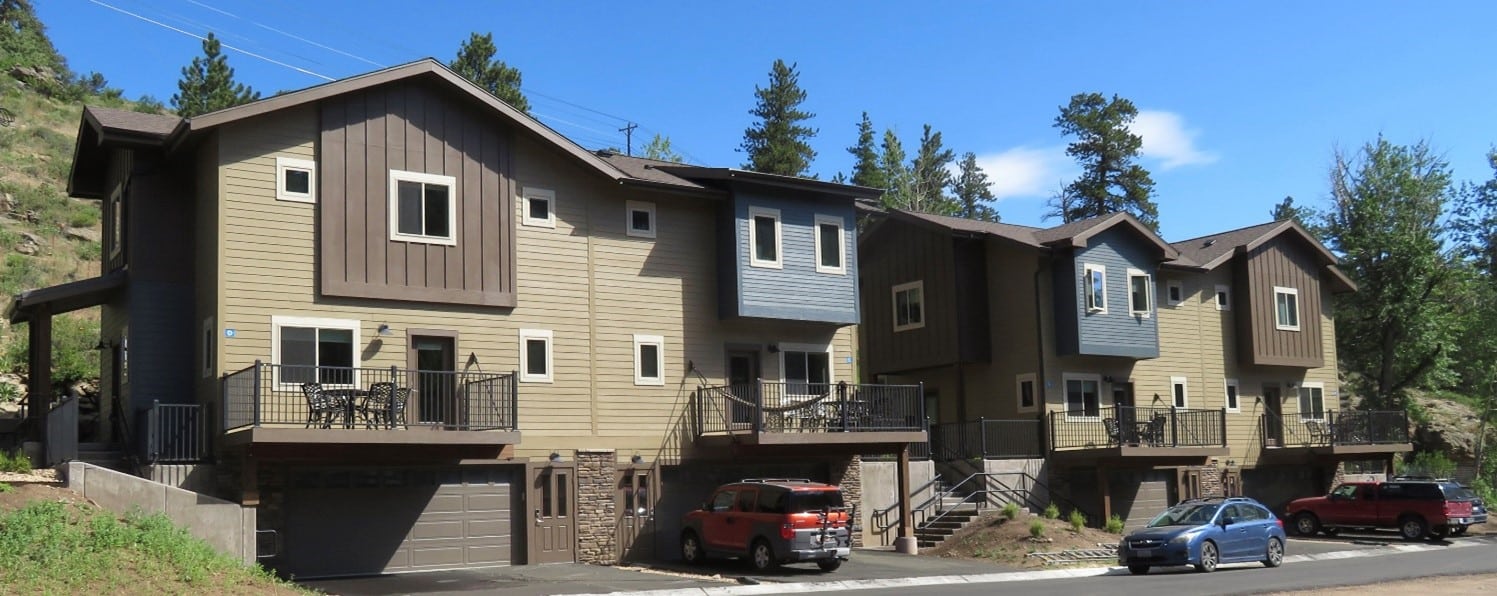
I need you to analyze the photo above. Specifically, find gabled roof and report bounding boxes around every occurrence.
[885,209,1179,260]
[84,106,181,139]
[1167,219,1356,292]
[654,165,884,200]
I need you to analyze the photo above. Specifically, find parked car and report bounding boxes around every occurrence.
[680,478,853,572]
[1117,497,1287,575]
[1285,479,1475,540]
[1445,485,1487,536]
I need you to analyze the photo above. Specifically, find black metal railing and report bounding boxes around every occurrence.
[694,380,923,435]
[928,418,1045,461]
[1048,405,1226,450]
[221,361,518,433]
[1259,410,1409,448]
[146,401,206,463]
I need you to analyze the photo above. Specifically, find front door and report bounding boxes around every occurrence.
[726,350,760,426]
[1263,384,1284,446]
[1112,382,1138,442]
[616,466,658,562]
[411,336,456,425]
[529,465,575,564]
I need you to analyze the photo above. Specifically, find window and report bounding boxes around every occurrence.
[1064,374,1101,418]
[108,186,123,259]
[1215,284,1231,311]
[519,329,553,383]
[275,157,316,203]
[1171,376,1189,408]
[1016,373,1037,412]
[633,334,664,386]
[814,214,846,274]
[892,281,925,332]
[1298,382,1325,420]
[1166,280,1184,306]
[626,200,655,238]
[781,343,832,396]
[522,187,556,228]
[1083,264,1107,313]
[389,170,457,245]
[1225,379,1240,412]
[1275,286,1300,331]
[271,316,360,387]
[1128,269,1152,317]
[748,206,781,268]
[201,316,215,378]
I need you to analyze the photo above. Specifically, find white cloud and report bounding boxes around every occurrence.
[1128,110,1218,170]
[970,146,1074,201]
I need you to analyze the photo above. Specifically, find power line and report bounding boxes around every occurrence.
[87,0,334,81]
[184,0,385,68]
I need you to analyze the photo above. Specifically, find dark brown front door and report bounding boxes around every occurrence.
[1112,382,1135,408]
[410,335,456,425]
[727,350,760,426]
[529,465,575,564]
[1263,384,1284,446]
[616,465,658,562]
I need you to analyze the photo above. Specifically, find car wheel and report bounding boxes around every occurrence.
[1294,512,1321,536]
[1263,537,1284,568]
[1430,525,1449,540]
[748,539,778,572]
[816,559,843,572]
[1194,540,1219,573]
[1398,516,1428,541]
[680,531,705,565]
[1452,525,1469,537]
[1128,564,1150,575]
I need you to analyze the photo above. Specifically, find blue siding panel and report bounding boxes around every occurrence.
[726,191,859,324]
[1058,226,1160,358]
[125,280,197,423]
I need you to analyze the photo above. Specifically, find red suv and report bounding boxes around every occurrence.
[1285,480,1475,540]
[680,478,852,572]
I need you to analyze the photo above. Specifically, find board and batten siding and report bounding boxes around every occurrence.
[1058,226,1160,359]
[1234,236,1324,368]
[318,82,516,308]
[859,220,959,375]
[730,191,858,324]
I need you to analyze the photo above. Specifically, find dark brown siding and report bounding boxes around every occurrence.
[1236,236,1324,367]
[860,220,959,375]
[319,82,516,307]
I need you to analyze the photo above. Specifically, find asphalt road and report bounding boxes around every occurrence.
[836,536,1497,596]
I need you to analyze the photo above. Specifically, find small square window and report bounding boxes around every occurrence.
[1274,286,1300,330]
[522,187,556,228]
[634,334,664,386]
[519,329,553,383]
[1215,285,1231,311]
[276,157,316,203]
[626,200,656,239]
[389,170,457,245]
[1016,373,1037,412]
[1166,280,1183,306]
[1127,269,1151,317]
[747,206,781,268]
[814,214,846,274]
[893,281,925,332]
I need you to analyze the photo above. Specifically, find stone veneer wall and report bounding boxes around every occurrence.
[1200,462,1224,498]
[575,450,618,564]
[828,455,863,547]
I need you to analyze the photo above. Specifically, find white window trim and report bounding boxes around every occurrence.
[1274,286,1301,331]
[1224,378,1241,413]
[1297,381,1326,421]
[521,187,556,229]
[1127,268,1152,318]
[388,169,458,245]
[269,315,361,389]
[778,341,834,395]
[275,156,317,203]
[519,329,554,383]
[625,200,656,239]
[892,280,925,332]
[1170,376,1189,409]
[1062,372,1104,421]
[813,214,847,275]
[747,206,783,269]
[1215,284,1232,311]
[1083,263,1107,314]
[633,334,665,386]
[1166,279,1184,307]
[201,316,215,379]
[1016,373,1038,413]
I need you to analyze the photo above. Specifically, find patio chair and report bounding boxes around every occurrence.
[1144,414,1168,446]
[300,383,339,429]
[360,382,409,429]
[1103,417,1121,445]
[1305,420,1331,445]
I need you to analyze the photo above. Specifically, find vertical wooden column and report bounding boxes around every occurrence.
[1098,466,1112,523]
[26,306,53,424]
[894,443,917,554]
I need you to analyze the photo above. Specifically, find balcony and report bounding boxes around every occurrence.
[220,361,520,452]
[1260,410,1412,456]
[693,381,926,450]
[1048,405,1228,460]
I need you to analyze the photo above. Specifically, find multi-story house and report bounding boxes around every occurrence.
[8,59,924,577]
[859,208,1409,527]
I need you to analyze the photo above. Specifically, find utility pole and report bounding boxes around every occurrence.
[619,122,638,156]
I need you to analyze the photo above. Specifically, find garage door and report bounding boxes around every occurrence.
[1110,469,1173,531]
[282,466,516,578]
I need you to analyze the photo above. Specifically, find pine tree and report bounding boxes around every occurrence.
[740,59,817,177]
[172,33,260,118]
[953,152,999,222]
[878,129,912,209]
[1048,92,1159,230]
[0,0,65,74]
[847,112,885,189]
[450,32,529,113]
[1269,196,1324,240]
[641,134,683,163]
[909,124,956,214]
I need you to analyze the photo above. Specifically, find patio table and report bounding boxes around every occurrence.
[320,388,368,429]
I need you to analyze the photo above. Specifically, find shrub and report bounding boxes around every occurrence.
[1105,514,1125,534]
[66,205,99,228]
[1404,451,1456,479]
[75,240,100,262]
[1043,503,1060,519]
[0,450,32,474]
[1029,519,1045,538]
[0,483,12,493]
[1068,509,1086,532]
[1001,502,1020,520]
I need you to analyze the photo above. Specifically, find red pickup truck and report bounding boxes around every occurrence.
[1285,480,1475,540]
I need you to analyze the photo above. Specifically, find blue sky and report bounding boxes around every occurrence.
[37,1,1497,240]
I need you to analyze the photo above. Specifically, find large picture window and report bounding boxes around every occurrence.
[1064,374,1101,418]
[271,316,360,386]
[389,170,457,245]
[781,344,832,396]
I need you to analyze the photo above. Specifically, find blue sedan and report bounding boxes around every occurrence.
[1117,497,1288,574]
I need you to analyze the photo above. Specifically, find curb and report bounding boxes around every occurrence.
[580,540,1482,596]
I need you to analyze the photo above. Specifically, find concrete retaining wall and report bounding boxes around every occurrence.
[983,458,1050,511]
[860,460,935,547]
[62,462,256,565]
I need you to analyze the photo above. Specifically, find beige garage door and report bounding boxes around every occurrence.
[283,466,516,579]
[1110,469,1173,531]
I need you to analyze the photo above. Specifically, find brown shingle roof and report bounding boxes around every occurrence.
[893,210,1177,259]
[84,106,181,138]
[595,153,707,190]
[891,210,1046,247]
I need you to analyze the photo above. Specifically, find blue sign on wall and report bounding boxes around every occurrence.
[224,329,236,338]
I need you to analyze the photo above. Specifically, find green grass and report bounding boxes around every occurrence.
[0,450,31,474]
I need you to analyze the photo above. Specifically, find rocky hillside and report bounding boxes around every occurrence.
[1410,391,1491,474]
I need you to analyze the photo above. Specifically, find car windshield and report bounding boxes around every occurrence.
[786,490,845,513]
[1449,486,1476,500]
[1147,503,1220,528]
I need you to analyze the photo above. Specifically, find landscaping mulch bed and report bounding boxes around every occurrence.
[927,513,1122,568]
